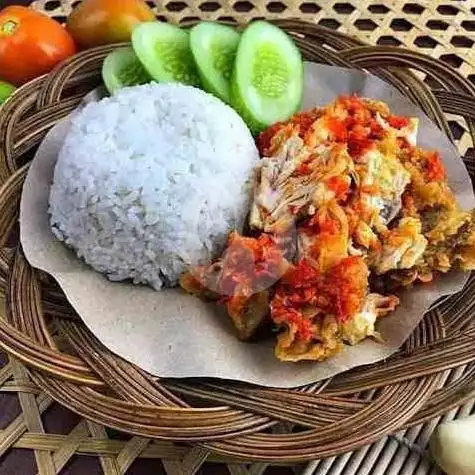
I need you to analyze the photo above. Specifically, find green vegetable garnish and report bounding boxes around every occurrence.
[132,22,200,86]
[230,21,303,134]
[0,79,15,104]
[190,22,240,104]
[102,47,151,94]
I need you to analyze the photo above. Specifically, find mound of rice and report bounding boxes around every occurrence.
[49,83,259,289]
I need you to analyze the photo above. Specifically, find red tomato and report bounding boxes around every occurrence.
[67,0,155,49]
[0,6,76,86]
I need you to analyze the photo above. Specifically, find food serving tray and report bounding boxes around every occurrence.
[0,20,475,462]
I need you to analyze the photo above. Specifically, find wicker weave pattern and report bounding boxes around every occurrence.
[1,351,473,474]
[33,0,475,57]
[32,1,475,75]
[0,3,474,472]
[33,1,475,74]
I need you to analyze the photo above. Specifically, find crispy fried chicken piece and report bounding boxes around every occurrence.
[297,200,350,272]
[180,232,290,339]
[397,148,456,211]
[181,271,270,339]
[275,315,342,362]
[379,143,465,287]
[183,94,472,362]
[370,217,428,275]
[341,293,399,345]
[385,136,462,289]
[423,209,475,272]
[271,256,379,361]
[353,147,411,230]
[253,96,419,238]
[257,109,323,157]
[226,290,270,340]
[271,256,399,361]
[179,263,221,301]
[383,209,475,288]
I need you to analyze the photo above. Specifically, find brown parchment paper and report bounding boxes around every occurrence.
[20,63,475,388]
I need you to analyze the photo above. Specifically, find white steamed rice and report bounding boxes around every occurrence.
[49,83,259,289]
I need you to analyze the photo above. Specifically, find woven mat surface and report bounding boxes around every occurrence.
[1,0,475,474]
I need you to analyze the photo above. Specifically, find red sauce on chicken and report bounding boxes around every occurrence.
[387,115,410,129]
[326,176,350,200]
[256,109,322,156]
[271,256,368,341]
[425,152,446,182]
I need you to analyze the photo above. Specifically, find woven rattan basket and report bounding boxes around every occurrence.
[0,17,475,463]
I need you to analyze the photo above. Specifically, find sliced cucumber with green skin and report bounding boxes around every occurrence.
[0,80,15,105]
[190,22,240,103]
[102,47,151,94]
[231,21,303,134]
[132,22,200,87]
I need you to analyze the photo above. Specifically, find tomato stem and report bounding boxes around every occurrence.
[1,20,18,35]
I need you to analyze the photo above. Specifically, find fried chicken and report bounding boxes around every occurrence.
[180,232,290,340]
[180,95,474,363]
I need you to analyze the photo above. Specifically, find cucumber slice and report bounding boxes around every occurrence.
[190,22,240,103]
[0,80,15,104]
[132,22,200,87]
[102,47,151,94]
[231,21,303,134]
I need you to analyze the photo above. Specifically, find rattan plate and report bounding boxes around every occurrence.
[0,19,474,463]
